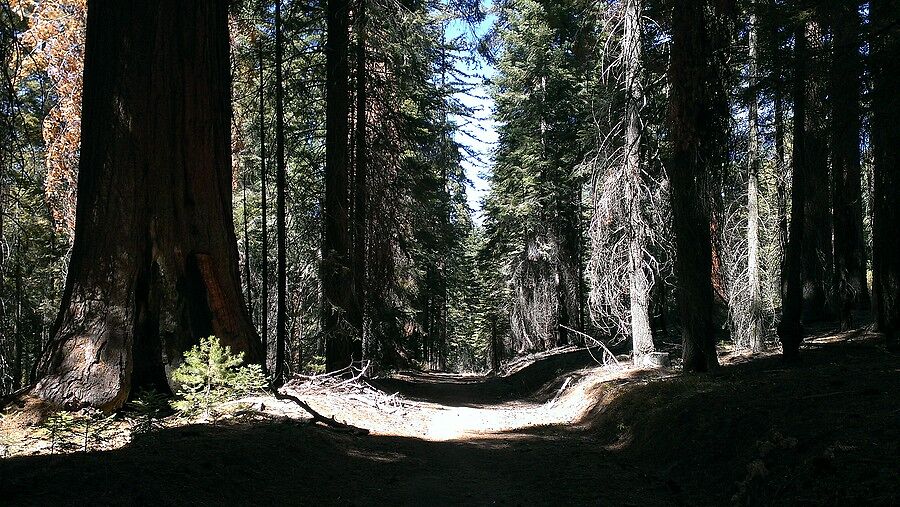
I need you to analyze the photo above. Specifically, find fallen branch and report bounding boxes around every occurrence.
[560,324,623,368]
[274,390,369,435]
[547,376,572,408]
[333,361,370,389]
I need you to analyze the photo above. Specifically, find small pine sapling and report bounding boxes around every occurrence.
[42,411,78,454]
[76,408,118,452]
[171,336,267,419]
[127,388,169,435]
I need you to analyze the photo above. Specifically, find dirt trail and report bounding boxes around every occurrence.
[273,347,638,441]
[1,330,898,506]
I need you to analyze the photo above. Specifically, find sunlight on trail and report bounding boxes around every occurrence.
[420,369,623,440]
[284,364,637,442]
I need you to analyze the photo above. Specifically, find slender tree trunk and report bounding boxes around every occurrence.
[800,20,832,323]
[13,236,22,390]
[323,0,354,372]
[623,0,654,363]
[241,158,254,320]
[354,0,369,361]
[747,4,764,352]
[779,23,809,360]
[665,0,723,372]
[258,44,269,369]
[774,96,788,279]
[33,0,262,410]
[870,0,900,350]
[273,0,287,386]
[828,2,867,330]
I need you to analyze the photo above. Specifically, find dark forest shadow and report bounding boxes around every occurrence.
[1,332,897,506]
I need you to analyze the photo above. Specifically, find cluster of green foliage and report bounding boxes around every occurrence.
[41,409,117,454]
[126,389,170,434]
[0,5,71,396]
[170,336,267,419]
[229,0,484,373]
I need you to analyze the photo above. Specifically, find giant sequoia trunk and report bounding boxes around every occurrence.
[870,0,900,350]
[34,0,262,410]
[665,1,724,372]
[828,3,868,329]
[322,0,355,372]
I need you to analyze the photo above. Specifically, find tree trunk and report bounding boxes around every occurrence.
[799,20,832,323]
[828,2,867,330]
[323,0,354,372]
[241,156,254,320]
[34,0,262,411]
[870,0,900,350]
[258,43,269,369]
[665,0,723,372]
[13,237,22,391]
[774,96,788,282]
[273,0,287,386]
[353,0,369,361]
[779,23,809,360]
[623,0,654,363]
[747,3,764,352]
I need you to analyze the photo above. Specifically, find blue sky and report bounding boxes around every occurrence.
[445,11,499,221]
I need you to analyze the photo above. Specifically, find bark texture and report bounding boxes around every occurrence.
[798,21,831,323]
[35,0,262,411]
[353,0,370,361]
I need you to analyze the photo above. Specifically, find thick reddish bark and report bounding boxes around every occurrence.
[34,0,262,411]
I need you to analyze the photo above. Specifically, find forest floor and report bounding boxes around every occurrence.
[1,327,899,506]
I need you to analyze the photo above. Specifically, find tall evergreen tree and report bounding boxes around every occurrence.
[623,0,655,363]
[827,1,867,330]
[322,0,354,372]
[746,0,764,352]
[665,0,730,372]
[273,0,287,385]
